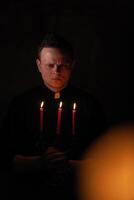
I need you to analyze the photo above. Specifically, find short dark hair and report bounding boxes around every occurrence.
[37,33,74,61]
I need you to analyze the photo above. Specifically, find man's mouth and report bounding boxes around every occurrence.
[52,77,62,80]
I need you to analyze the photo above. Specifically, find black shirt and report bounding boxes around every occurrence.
[1,84,107,200]
[2,84,107,162]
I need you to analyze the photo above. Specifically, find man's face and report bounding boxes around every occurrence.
[36,48,73,92]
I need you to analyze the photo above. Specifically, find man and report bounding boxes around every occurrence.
[1,33,107,200]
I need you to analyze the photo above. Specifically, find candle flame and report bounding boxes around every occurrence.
[73,102,76,110]
[40,101,44,108]
[59,101,62,108]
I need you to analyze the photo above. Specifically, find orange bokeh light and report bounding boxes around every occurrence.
[78,124,134,200]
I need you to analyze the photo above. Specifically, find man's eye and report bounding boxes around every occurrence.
[59,64,70,68]
[47,64,54,68]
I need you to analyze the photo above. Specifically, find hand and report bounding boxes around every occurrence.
[41,146,71,186]
[42,146,68,171]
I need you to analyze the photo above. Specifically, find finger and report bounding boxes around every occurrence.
[46,147,59,154]
[46,152,65,159]
[47,155,66,163]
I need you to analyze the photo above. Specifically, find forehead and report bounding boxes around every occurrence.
[39,48,70,62]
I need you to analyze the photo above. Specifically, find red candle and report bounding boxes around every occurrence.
[56,101,62,135]
[72,102,76,135]
[40,101,44,132]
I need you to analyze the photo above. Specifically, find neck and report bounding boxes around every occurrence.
[44,83,68,93]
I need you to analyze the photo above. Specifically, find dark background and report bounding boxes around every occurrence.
[0,0,130,127]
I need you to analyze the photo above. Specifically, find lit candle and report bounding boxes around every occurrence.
[72,102,76,135]
[40,101,44,132]
[56,101,62,135]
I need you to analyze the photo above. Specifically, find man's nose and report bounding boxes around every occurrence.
[54,64,61,73]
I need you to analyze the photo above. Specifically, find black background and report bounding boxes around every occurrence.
[0,0,130,127]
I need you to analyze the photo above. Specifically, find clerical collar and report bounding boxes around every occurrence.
[43,84,67,99]
[54,92,60,99]
[40,84,72,100]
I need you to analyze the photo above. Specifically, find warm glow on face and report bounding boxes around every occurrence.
[78,125,134,200]
[73,102,76,110]
[40,101,44,108]
[37,48,73,92]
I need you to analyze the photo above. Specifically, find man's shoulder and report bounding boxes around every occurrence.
[68,84,98,102]
[68,85,105,114]
[9,85,43,107]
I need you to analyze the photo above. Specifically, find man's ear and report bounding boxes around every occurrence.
[36,59,41,72]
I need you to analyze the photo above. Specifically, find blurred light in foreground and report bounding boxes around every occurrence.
[78,124,134,200]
